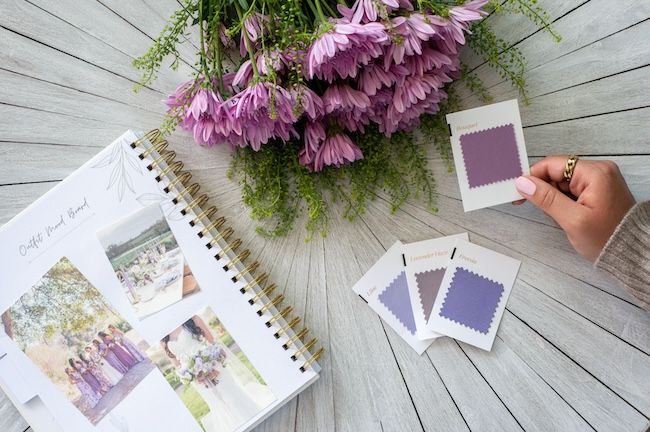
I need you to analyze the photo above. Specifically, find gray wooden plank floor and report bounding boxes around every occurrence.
[0,0,649,431]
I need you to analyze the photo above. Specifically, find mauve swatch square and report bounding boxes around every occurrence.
[415,268,446,322]
[439,267,504,334]
[460,123,522,188]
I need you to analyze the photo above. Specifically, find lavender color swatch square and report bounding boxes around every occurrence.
[460,123,522,188]
[415,268,445,322]
[439,267,504,334]
[378,271,417,335]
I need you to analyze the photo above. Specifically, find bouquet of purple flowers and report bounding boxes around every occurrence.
[178,345,227,388]
[135,0,557,238]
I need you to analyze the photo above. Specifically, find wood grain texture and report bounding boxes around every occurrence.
[1,0,649,431]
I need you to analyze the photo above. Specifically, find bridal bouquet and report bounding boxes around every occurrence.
[179,345,227,387]
[134,0,558,238]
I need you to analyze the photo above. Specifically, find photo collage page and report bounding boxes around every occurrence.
[2,203,275,431]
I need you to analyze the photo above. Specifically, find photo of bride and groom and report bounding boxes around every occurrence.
[147,307,276,432]
[2,257,154,425]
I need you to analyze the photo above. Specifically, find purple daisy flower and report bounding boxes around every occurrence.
[299,120,327,169]
[240,13,269,56]
[307,21,388,81]
[231,82,298,150]
[313,133,363,171]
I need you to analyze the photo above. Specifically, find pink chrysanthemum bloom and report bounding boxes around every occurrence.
[432,0,488,52]
[384,13,437,67]
[164,79,199,110]
[322,84,371,115]
[307,21,388,81]
[299,120,327,169]
[359,63,408,96]
[402,46,453,76]
[339,0,398,23]
[232,60,254,88]
[179,88,223,145]
[230,82,298,150]
[329,110,372,133]
[291,86,325,121]
[257,49,288,75]
[240,13,269,56]
[311,133,363,171]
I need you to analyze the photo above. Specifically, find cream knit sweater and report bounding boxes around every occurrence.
[595,201,650,310]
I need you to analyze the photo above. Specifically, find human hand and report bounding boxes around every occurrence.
[514,156,636,261]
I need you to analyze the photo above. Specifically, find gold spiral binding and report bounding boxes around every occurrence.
[198,216,226,238]
[282,328,308,350]
[206,227,234,249]
[190,206,218,227]
[265,306,292,327]
[248,283,277,305]
[130,129,162,149]
[181,194,208,215]
[155,161,183,181]
[231,261,259,282]
[147,150,176,171]
[291,338,317,361]
[139,140,169,160]
[215,238,242,260]
[240,273,268,294]
[300,347,325,372]
[257,294,284,316]
[172,183,200,204]
[164,172,192,193]
[223,250,250,271]
[137,129,323,372]
[274,317,300,339]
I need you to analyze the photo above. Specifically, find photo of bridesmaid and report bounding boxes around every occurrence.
[1,257,154,425]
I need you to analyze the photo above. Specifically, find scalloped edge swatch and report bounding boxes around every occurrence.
[438,267,504,334]
[459,123,522,189]
[414,268,445,322]
[378,271,417,335]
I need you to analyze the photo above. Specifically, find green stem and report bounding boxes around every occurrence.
[312,0,327,23]
[235,2,260,78]
[198,0,210,81]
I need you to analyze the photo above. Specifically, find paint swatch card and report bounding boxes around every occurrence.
[402,233,469,340]
[352,241,433,354]
[426,239,520,351]
[446,99,529,211]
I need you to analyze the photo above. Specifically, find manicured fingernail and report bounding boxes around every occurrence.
[515,176,536,196]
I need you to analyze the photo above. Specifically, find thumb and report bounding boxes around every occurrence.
[515,176,582,230]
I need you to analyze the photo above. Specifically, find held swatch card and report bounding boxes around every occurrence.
[426,239,521,351]
[352,241,433,354]
[402,233,469,340]
[446,99,529,211]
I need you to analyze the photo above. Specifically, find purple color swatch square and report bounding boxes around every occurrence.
[439,267,504,334]
[460,123,522,188]
[415,268,446,322]
[378,271,417,335]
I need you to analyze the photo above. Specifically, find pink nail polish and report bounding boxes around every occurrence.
[515,176,536,196]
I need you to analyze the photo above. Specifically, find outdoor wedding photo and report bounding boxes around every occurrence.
[1,257,154,425]
[97,203,201,319]
[147,307,276,432]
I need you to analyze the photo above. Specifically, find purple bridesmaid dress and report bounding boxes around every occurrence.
[88,363,113,392]
[114,333,145,362]
[99,342,129,374]
[79,366,104,395]
[70,370,101,408]
[106,338,137,368]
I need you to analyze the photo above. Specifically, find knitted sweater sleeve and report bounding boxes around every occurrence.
[595,201,650,310]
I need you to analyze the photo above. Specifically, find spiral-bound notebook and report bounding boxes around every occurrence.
[0,130,322,432]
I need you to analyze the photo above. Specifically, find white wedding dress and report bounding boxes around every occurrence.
[167,327,275,432]
[90,352,123,385]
